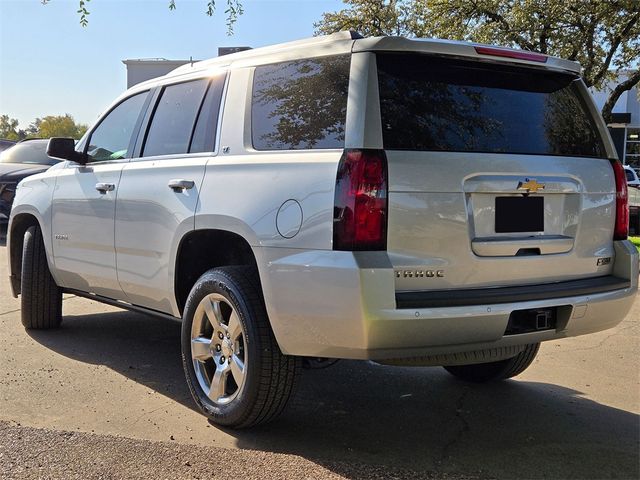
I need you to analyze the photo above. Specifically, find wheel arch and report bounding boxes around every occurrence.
[7,212,42,297]
[174,228,259,316]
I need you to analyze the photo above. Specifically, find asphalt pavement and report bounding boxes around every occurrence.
[0,226,638,479]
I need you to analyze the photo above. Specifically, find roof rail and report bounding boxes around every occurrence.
[169,31,362,76]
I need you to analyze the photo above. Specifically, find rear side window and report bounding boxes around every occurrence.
[190,73,226,153]
[252,55,351,150]
[143,79,209,157]
[377,54,605,158]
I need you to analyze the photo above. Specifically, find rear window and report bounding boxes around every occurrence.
[377,53,605,158]
[251,55,350,150]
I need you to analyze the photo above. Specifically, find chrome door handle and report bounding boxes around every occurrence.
[95,183,115,193]
[168,179,195,191]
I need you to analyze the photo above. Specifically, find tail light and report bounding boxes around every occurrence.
[333,149,388,251]
[610,159,629,240]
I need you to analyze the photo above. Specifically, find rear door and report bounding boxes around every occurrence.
[374,53,616,292]
[114,73,226,314]
[51,91,149,298]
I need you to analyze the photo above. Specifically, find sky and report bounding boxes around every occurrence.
[0,0,345,129]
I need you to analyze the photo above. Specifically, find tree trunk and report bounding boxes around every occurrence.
[601,70,640,124]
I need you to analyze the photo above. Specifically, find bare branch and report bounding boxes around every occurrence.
[592,12,640,87]
[601,70,640,123]
[473,6,536,50]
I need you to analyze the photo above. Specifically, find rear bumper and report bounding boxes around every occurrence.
[396,275,630,309]
[259,240,638,360]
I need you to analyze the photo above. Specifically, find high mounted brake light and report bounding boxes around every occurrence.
[333,149,388,251]
[610,159,629,240]
[474,46,547,63]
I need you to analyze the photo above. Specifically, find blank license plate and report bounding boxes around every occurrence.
[495,196,544,233]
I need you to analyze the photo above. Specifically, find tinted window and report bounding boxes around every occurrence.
[0,140,58,165]
[190,74,226,153]
[252,55,350,150]
[626,169,635,182]
[377,54,605,157]
[143,79,209,157]
[87,92,148,162]
[0,140,16,153]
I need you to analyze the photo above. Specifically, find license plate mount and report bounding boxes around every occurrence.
[495,196,544,233]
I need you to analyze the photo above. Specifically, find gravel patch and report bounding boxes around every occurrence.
[0,421,480,480]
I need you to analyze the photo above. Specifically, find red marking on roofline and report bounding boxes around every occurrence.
[474,46,547,63]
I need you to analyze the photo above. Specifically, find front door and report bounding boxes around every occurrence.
[51,162,125,297]
[51,91,149,298]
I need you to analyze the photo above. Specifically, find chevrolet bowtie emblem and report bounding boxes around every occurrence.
[517,179,545,194]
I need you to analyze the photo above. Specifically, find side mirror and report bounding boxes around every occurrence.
[47,137,88,164]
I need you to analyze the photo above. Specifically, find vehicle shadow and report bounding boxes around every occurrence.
[29,310,640,480]
[28,310,195,410]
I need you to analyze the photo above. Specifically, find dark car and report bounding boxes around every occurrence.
[0,139,16,152]
[0,139,59,221]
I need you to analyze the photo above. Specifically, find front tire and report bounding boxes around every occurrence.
[181,266,300,428]
[20,225,62,329]
[443,343,540,382]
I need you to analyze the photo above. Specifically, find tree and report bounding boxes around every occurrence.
[25,119,42,139]
[315,0,640,123]
[0,115,21,141]
[33,115,88,139]
[0,114,87,141]
[41,0,243,33]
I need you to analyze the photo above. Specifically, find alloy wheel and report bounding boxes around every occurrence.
[190,293,246,405]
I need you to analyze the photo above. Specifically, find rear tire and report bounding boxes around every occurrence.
[20,225,62,329]
[443,343,540,382]
[181,266,300,428]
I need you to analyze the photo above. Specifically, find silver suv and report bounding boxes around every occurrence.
[7,32,638,428]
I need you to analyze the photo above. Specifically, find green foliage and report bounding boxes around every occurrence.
[40,0,89,27]
[630,236,640,252]
[35,115,88,139]
[1,114,87,141]
[317,0,410,36]
[0,115,21,141]
[77,0,90,27]
[171,0,243,33]
[201,0,244,33]
[316,0,640,121]
[42,0,242,34]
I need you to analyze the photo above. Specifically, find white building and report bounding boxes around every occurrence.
[122,47,250,88]
[122,58,195,88]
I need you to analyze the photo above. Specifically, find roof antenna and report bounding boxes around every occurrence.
[190,56,193,67]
